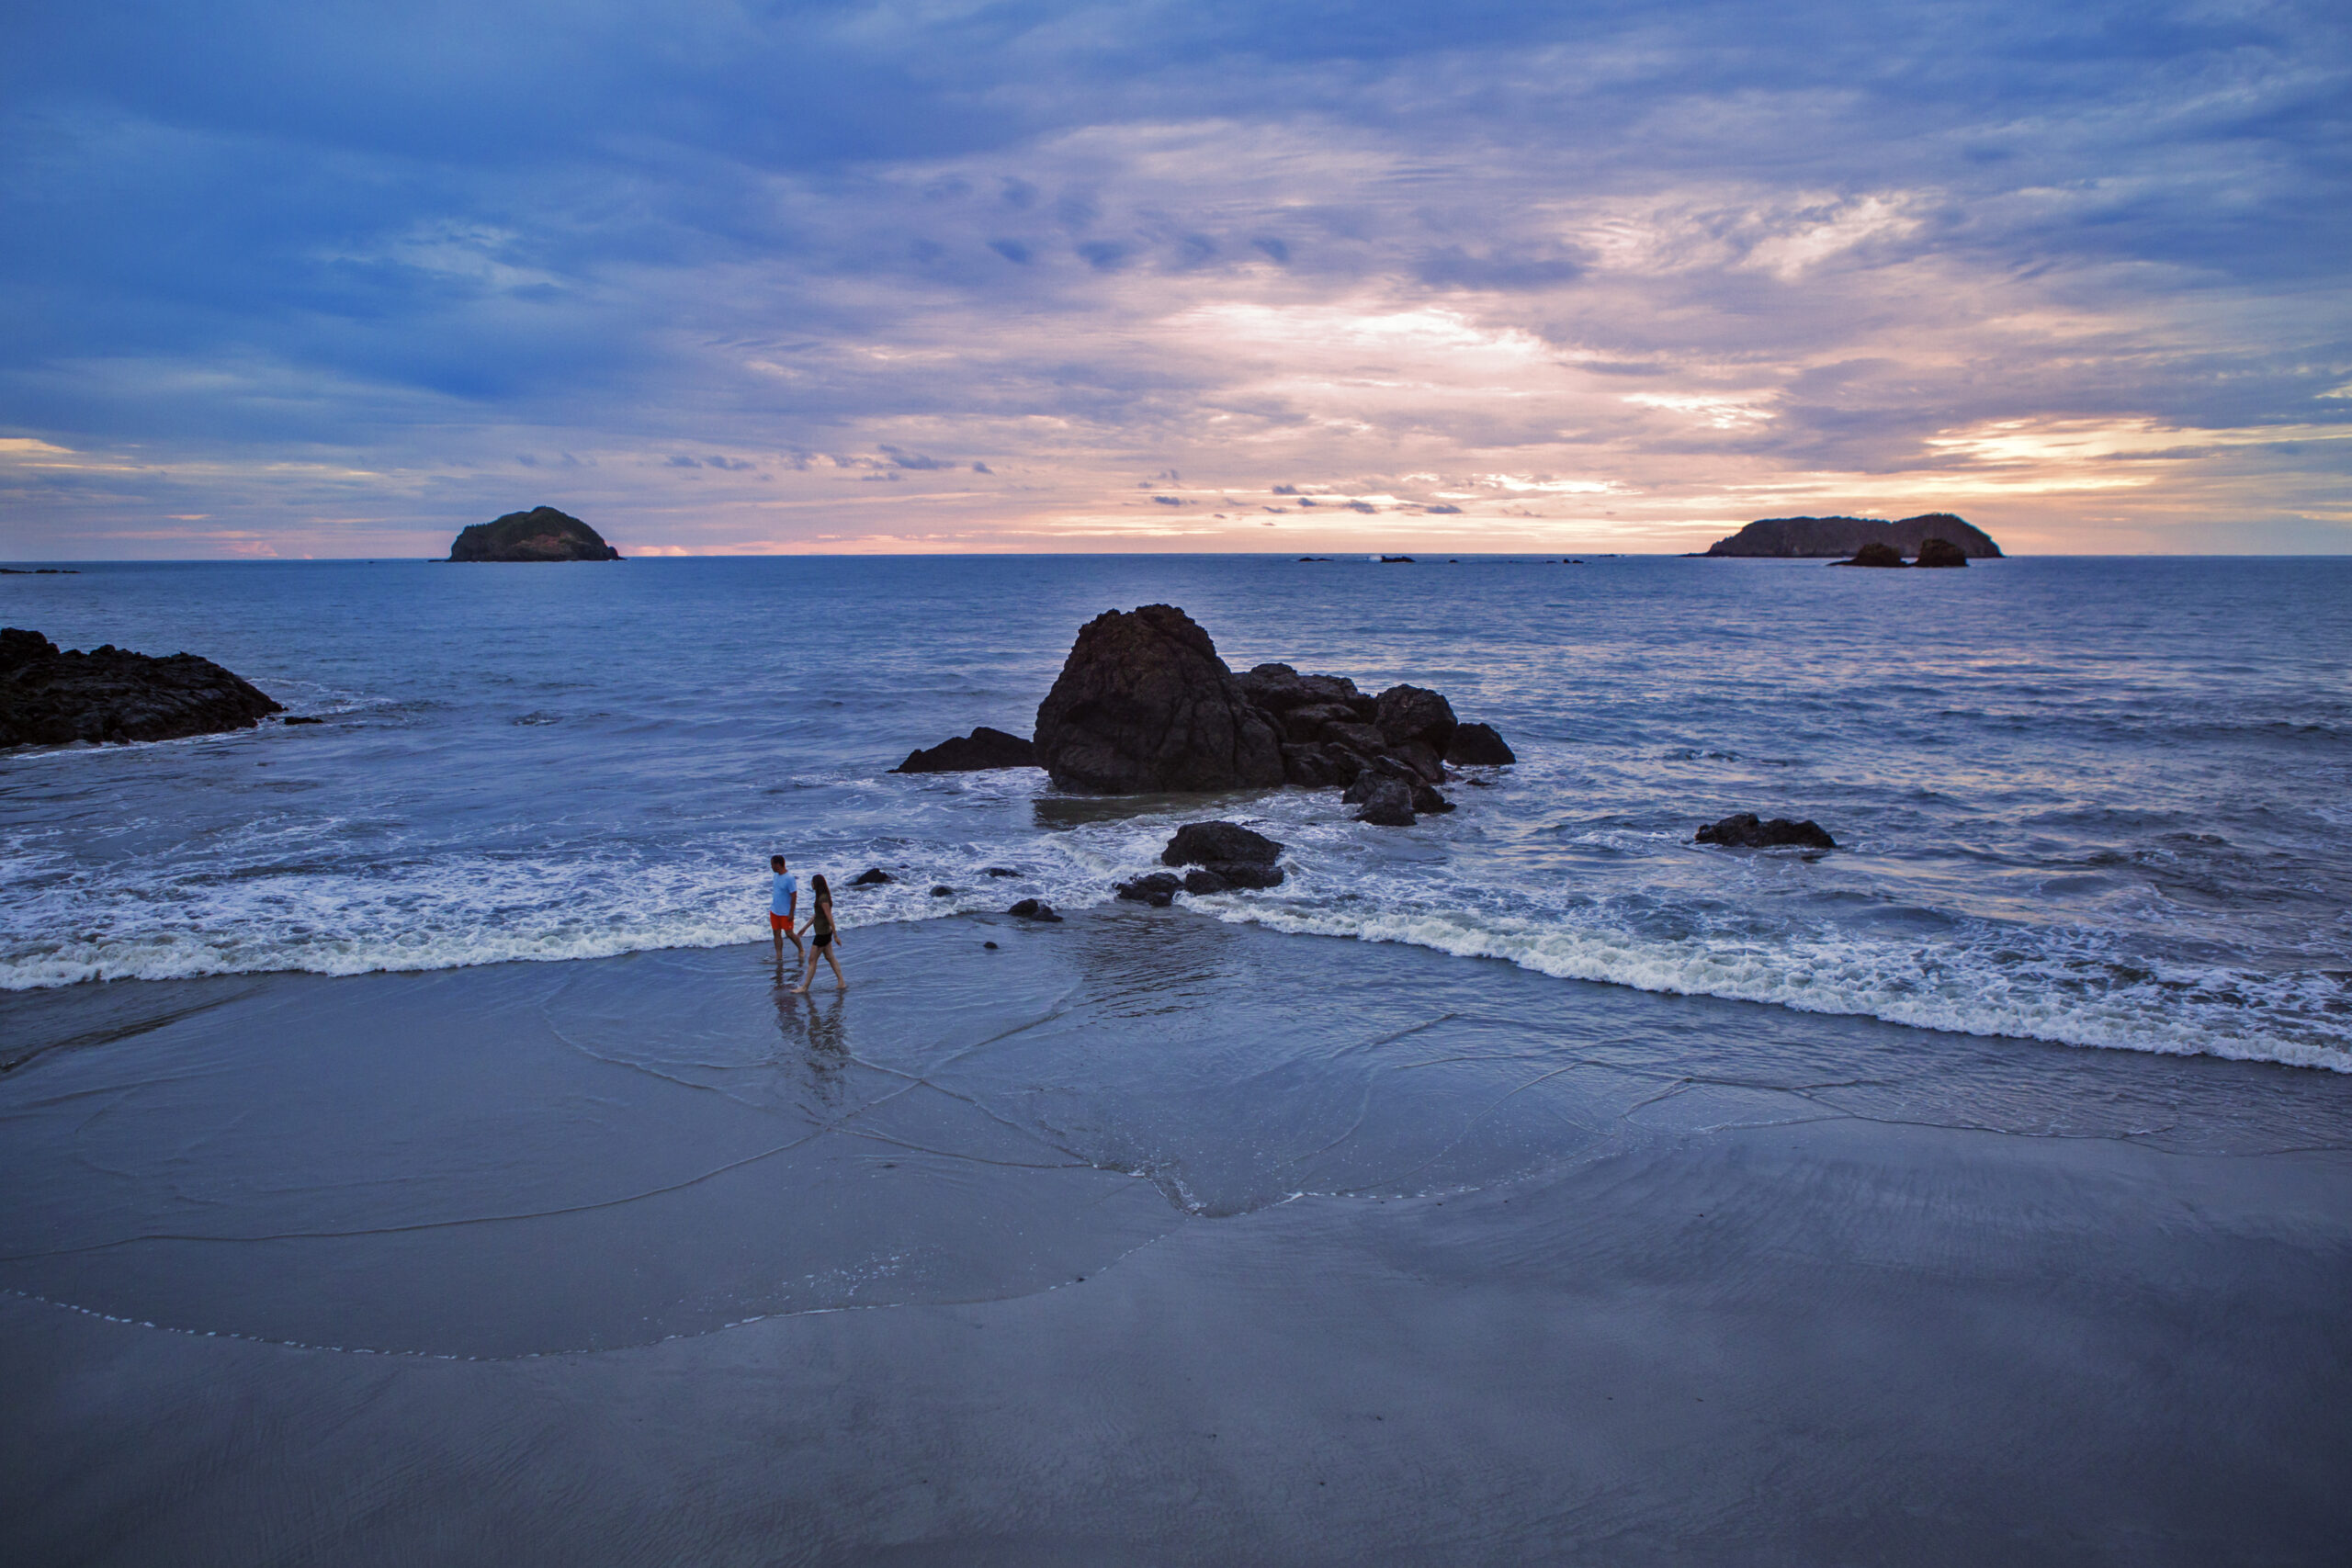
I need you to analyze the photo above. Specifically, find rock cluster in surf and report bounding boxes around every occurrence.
[1695,813,1836,850]
[891,726,1036,773]
[2,626,283,747]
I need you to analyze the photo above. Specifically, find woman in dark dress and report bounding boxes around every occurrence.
[790,874,846,994]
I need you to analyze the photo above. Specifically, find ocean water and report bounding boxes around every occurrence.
[4,554,2348,1070]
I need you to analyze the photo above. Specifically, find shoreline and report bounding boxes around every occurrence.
[5,910,2349,1561]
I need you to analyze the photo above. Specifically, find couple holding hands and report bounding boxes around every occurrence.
[768,853,845,994]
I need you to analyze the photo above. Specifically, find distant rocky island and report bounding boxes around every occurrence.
[447,507,621,562]
[1702,513,2002,559]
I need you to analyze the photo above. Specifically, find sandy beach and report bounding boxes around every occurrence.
[6,909,2347,1564]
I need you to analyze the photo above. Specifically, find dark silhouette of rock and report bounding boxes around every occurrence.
[1411,782,1454,814]
[1161,821,1283,867]
[283,715,328,726]
[1836,542,1908,569]
[1182,868,1229,895]
[1352,775,1417,826]
[930,886,954,897]
[891,726,1038,773]
[1033,605,1285,793]
[1116,872,1183,907]
[1374,685,1457,751]
[1704,513,2001,559]
[2,627,282,747]
[1915,536,1969,569]
[984,866,1022,877]
[447,507,621,562]
[1696,813,1836,850]
[1280,742,1348,788]
[1391,739,1446,784]
[851,867,894,886]
[1445,722,1515,765]
[1007,898,1063,921]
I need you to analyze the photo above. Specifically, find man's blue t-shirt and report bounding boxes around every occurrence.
[771,872,798,916]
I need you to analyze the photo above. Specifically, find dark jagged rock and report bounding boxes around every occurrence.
[1116,872,1183,907]
[1033,605,1285,793]
[1696,813,1836,850]
[1161,820,1283,867]
[1280,742,1347,788]
[447,506,621,562]
[1374,684,1457,751]
[283,715,328,726]
[1445,722,1515,765]
[984,866,1022,877]
[2,627,282,747]
[1705,513,2001,559]
[1007,897,1063,921]
[1391,739,1446,784]
[851,867,894,886]
[1915,536,1969,569]
[1836,542,1908,569]
[1352,775,1417,826]
[892,726,1038,773]
[930,886,954,897]
[1411,782,1454,815]
[1182,868,1229,895]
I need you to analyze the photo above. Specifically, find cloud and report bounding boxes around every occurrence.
[1,0,2347,556]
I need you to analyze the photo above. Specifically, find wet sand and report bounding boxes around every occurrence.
[4,909,2348,1564]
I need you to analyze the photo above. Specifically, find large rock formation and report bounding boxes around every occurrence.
[1914,536,1969,569]
[1835,542,1908,569]
[447,507,622,562]
[891,727,1038,773]
[1033,606,1287,793]
[1704,513,2001,559]
[2,627,282,747]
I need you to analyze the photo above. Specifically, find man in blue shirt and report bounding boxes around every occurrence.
[768,854,803,968]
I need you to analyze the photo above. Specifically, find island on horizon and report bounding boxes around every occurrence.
[1702,513,2003,559]
[447,507,622,562]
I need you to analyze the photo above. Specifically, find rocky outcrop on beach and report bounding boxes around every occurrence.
[1,626,282,747]
[892,726,1038,773]
[1028,605,1510,800]
[1704,513,2001,559]
[447,507,621,562]
[1695,813,1836,850]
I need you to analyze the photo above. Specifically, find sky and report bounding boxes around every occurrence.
[2,1,2348,558]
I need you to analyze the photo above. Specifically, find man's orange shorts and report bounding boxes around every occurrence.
[770,913,794,932]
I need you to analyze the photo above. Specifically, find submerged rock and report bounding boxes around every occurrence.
[1695,813,1836,850]
[891,726,1039,773]
[1007,897,1063,921]
[851,867,894,886]
[446,506,621,562]
[1914,536,1969,569]
[1033,605,1285,793]
[1,627,283,747]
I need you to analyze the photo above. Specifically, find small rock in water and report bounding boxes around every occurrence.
[1007,897,1063,921]
[1695,813,1836,850]
[1116,872,1182,907]
[1354,775,1417,827]
[930,886,954,897]
[1161,820,1282,867]
[283,715,327,726]
[984,866,1022,877]
[1444,722,1515,766]
[1411,782,1454,815]
[983,941,999,950]
[852,867,894,886]
[890,726,1039,773]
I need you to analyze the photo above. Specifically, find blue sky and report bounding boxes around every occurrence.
[3,0,2347,556]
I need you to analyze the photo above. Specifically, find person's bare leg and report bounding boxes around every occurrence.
[824,948,847,991]
[791,942,821,994]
